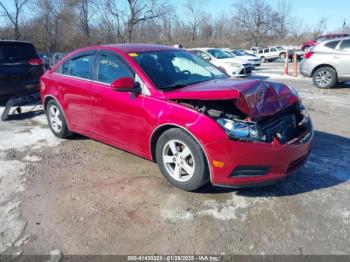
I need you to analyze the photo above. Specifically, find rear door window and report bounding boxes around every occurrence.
[339,40,350,51]
[0,42,37,63]
[96,54,133,84]
[264,48,269,53]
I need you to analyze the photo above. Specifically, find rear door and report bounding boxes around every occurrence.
[0,42,43,89]
[54,51,96,133]
[335,39,350,79]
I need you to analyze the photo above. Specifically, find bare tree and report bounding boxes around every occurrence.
[313,17,327,37]
[77,0,97,44]
[233,0,275,46]
[107,0,170,42]
[0,0,30,39]
[184,0,207,41]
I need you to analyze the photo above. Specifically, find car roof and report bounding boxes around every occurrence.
[0,40,34,45]
[104,44,178,53]
[321,36,350,44]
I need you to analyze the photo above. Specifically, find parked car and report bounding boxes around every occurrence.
[40,44,313,191]
[300,37,350,89]
[189,48,254,77]
[0,40,44,96]
[38,52,51,70]
[254,47,286,62]
[50,52,68,67]
[224,49,261,67]
[301,33,349,52]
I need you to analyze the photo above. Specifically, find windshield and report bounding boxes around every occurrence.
[133,50,227,90]
[231,50,243,56]
[207,49,233,59]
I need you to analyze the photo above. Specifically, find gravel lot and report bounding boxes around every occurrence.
[0,62,349,256]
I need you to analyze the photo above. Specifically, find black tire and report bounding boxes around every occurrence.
[46,99,72,138]
[260,56,266,63]
[312,67,337,89]
[279,52,286,60]
[155,128,209,191]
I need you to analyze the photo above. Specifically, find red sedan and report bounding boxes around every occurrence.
[40,44,313,191]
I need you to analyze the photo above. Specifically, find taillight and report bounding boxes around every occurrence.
[28,58,43,65]
[304,52,314,59]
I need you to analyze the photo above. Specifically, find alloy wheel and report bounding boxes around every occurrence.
[162,139,195,182]
[315,70,332,88]
[49,105,63,133]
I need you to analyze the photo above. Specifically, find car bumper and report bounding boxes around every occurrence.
[205,130,314,187]
[0,81,40,96]
[299,62,313,78]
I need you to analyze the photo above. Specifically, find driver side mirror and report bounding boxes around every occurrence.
[111,77,140,93]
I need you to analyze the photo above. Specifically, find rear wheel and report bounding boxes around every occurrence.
[46,99,72,138]
[155,128,209,191]
[313,67,337,89]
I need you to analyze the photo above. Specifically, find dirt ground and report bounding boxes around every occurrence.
[0,63,349,256]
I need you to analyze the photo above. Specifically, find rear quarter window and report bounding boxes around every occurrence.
[325,41,340,49]
[339,40,350,51]
[0,42,38,63]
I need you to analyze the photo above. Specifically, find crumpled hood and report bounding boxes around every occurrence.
[164,79,299,118]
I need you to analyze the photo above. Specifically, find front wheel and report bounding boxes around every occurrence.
[313,67,337,89]
[155,128,209,191]
[260,56,266,63]
[280,53,286,60]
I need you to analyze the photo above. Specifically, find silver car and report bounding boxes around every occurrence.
[300,37,350,88]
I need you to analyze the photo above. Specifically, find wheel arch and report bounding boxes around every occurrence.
[43,95,71,130]
[311,64,338,78]
[149,123,212,180]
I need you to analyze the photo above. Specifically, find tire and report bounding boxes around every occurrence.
[46,99,72,138]
[155,128,209,191]
[260,56,266,63]
[312,67,337,89]
[279,53,286,60]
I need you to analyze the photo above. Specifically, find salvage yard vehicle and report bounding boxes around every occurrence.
[224,49,261,67]
[254,47,285,62]
[188,48,254,77]
[300,37,350,89]
[40,44,313,191]
[0,40,44,96]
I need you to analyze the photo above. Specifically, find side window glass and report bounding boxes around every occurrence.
[271,48,277,52]
[97,54,133,84]
[339,40,350,51]
[264,48,270,53]
[258,50,263,54]
[69,55,94,79]
[325,41,340,49]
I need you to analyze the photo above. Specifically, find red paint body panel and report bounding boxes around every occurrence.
[40,44,313,187]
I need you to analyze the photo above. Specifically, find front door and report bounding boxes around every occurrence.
[90,51,147,155]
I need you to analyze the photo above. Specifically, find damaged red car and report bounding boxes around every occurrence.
[40,44,313,191]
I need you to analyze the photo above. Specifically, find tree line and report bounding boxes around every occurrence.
[0,0,346,55]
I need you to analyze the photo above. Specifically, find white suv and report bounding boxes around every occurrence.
[189,48,254,77]
[254,47,285,62]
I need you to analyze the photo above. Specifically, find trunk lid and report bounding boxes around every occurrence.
[164,79,299,119]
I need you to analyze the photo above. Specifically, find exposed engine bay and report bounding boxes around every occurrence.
[174,99,312,144]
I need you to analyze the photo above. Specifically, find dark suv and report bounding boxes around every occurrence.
[0,41,44,96]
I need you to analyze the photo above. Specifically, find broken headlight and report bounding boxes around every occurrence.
[217,118,265,141]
